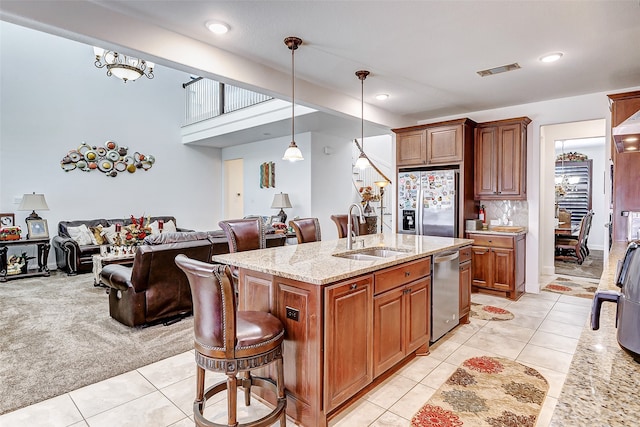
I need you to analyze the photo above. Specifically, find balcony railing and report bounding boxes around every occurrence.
[183,77,273,126]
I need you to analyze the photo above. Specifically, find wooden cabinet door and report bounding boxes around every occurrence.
[459,260,471,322]
[470,246,492,288]
[492,248,514,291]
[373,287,405,377]
[396,130,426,166]
[426,125,463,164]
[405,277,430,354]
[324,276,373,411]
[497,123,524,198]
[474,126,498,198]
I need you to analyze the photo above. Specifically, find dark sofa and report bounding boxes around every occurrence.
[52,216,189,275]
[99,230,286,327]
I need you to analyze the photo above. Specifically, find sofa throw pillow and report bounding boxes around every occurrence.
[89,225,105,245]
[101,224,118,244]
[163,220,177,233]
[149,220,160,235]
[67,224,95,246]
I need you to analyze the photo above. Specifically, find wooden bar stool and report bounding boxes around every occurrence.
[175,255,286,427]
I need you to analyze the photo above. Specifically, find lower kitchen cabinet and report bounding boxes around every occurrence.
[459,245,472,323]
[373,277,430,377]
[324,275,373,412]
[467,233,525,300]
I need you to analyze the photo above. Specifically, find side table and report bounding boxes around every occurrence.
[92,253,135,287]
[0,237,51,282]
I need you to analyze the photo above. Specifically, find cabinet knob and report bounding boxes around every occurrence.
[405,271,411,277]
[351,284,357,290]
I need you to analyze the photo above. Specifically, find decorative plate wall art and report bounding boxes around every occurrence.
[60,141,155,177]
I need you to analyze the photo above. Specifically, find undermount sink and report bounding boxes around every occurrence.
[333,247,411,261]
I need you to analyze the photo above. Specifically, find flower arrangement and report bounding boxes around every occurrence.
[359,186,380,203]
[0,226,21,241]
[121,215,151,246]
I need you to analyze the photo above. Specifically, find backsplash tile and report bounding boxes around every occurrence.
[481,200,529,226]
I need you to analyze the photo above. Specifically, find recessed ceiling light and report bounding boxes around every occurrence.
[206,21,229,35]
[540,52,563,63]
[375,94,389,101]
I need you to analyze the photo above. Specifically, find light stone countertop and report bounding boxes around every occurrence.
[465,227,528,236]
[550,241,640,426]
[212,233,473,285]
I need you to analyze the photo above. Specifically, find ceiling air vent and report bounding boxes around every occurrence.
[477,63,521,77]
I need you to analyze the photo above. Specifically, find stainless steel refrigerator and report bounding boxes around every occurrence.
[398,169,459,237]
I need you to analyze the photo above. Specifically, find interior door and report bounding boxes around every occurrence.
[224,158,243,219]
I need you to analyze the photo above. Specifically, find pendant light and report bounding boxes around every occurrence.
[283,36,304,162]
[354,70,371,169]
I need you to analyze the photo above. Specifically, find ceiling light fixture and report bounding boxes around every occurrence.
[93,47,154,83]
[354,70,371,170]
[540,52,564,63]
[477,63,521,77]
[206,21,229,34]
[375,93,389,101]
[283,36,304,162]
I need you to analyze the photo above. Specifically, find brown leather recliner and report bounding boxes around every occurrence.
[100,231,213,327]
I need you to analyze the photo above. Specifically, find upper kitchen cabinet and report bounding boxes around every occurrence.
[474,117,531,200]
[394,118,476,167]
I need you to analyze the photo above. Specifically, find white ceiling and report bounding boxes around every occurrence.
[2,1,640,145]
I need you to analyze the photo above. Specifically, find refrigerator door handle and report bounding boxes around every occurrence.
[416,187,423,235]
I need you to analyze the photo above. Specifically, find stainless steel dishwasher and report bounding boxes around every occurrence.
[431,249,460,342]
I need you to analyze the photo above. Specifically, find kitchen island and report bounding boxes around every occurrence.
[550,241,640,426]
[213,233,473,427]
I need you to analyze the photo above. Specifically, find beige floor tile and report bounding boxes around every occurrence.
[364,374,417,409]
[201,390,277,424]
[509,297,557,311]
[538,318,584,339]
[504,301,554,318]
[160,372,227,415]
[85,391,185,427]
[517,344,575,373]
[444,320,485,344]
[552,301,592,316]
[426,338,462,361]
[69,371,155,418]
[137,351,196,390]
[536,396,558,427]
[419,361,458,389]
[69,422,89,427]
[167,417,193,427]
[471,293,512,308]
[482,320,537,342]
[505,313,546,330]
[0,394,83,427]
[520,291,560,302]
[558,294,594,307]
[388,383,436,420]
[370,410,411,426]
[328,399,386,427]
[464,330,528,359]
[395,353,442,382]
[529,330,580,354]
[443,344,502,366]
[545,310,589,327]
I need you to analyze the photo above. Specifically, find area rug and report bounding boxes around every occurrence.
[0,272,193,415]
[469,303,514,321]
[554,249,603,280]
[542,276,599,299]
[411,356,548,427]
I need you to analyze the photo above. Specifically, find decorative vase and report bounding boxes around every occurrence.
[364,201,375,216]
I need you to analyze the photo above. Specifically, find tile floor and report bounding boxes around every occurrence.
[0,274,593,427]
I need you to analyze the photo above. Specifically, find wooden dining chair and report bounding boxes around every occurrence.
[555,211,593,264]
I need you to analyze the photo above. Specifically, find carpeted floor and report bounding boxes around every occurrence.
[411,356,548,427]
[0,271,193,415]
[554,249,603,280]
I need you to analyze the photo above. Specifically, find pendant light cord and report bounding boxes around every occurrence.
[361,74,364,151]
[291,43,295,141]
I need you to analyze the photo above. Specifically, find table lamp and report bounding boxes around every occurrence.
[271,192,292,223]
[18,192,49,223]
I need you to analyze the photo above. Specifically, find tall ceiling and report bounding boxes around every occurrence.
[2,1,640,134]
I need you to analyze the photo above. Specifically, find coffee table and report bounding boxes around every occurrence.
[92,253,135,287]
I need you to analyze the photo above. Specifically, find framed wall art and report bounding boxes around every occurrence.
[0,213,15,227]
[26,219,49,239]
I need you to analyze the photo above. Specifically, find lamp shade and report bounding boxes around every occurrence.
[271,193,292,209]
[18,193,49,211]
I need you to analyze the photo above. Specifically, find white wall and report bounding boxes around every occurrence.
[0,22,224,268]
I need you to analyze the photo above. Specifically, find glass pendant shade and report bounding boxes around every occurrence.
[283,142,304,162]
[284,36,304,162]
[355,152,370,169]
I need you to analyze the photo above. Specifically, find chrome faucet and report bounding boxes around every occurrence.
[346,203,365,250]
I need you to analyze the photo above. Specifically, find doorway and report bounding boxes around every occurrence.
[224,158,243,220]
[540,120,608,279]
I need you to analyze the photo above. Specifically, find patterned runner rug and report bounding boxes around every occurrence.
[469,303,514,321]
[542,276,598,299]
[411,356,548,427]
